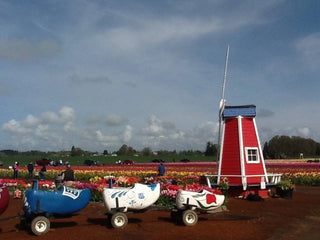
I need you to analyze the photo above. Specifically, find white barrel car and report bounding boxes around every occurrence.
[172,189,225,226]
[103,183,160,228]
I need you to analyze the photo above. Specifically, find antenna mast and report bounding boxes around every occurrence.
[217,45,230,163]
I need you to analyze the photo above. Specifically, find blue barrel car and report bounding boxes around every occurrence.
[23,180,91,235]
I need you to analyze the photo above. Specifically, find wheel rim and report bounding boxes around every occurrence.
[35,220,47,233]
[114,215,125,227]
[185,213,196,224]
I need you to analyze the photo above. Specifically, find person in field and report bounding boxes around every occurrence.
[158,163,165,176]
[27,162,34,179]
[13,162,19,179]
[62,164,75,181]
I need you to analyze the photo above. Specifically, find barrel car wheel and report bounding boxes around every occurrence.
[31,216,50,235]
[111,212,128,229]
[182,210,198,226]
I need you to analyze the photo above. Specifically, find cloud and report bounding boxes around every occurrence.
[258,109,275,118]
[24,115,40,127]
[2,106,77,149]
[41,111,60,124]
[140,115,218,151]
[85,114,128,130]
[123,125,132,142]
[0,39,60,62]
[68,74,112,84]
[105,114,128,126]
[59,106,76,123]
[95,130,119,145]
[142,115,171,137]
[295,32,320,71]
[2,107,76,135]
[83,1,278,59]
[35,124,50,138]
[297,127,310,137]
[2,119,32,135]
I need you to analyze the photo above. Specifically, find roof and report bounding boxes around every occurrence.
[223,105,256,118]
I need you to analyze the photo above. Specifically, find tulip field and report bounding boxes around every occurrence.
[1,161,319,205]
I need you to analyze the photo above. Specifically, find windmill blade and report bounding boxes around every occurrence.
[220,44,230,117]
[217,45,230,162]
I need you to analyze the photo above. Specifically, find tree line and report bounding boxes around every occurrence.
[263,135,320,159]
[1,135,319,159]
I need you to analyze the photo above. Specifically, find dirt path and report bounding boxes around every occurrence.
[1,186,320,240]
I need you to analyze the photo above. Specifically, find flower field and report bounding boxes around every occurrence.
[1,161,319,204]
[266,162,320,185]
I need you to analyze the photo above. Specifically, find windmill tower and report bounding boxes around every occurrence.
[217,105,269,191]
[215,46,276,196]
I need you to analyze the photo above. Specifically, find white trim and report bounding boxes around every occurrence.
[205,174,282,186]
[237,116,246,190]
[253,118,269,183]
[245,147,260,163]
[217,121,226,185]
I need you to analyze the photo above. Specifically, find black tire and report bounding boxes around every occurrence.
[20,219,30,229]
[106,213,112,226]
[111,212,128,229]
[31,216,50,235]
[170,210,182,223]
[182,210,198,226]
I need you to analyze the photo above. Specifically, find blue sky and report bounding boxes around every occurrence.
[1,0,319,152]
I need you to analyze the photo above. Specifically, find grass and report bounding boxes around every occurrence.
[0,154,216,167]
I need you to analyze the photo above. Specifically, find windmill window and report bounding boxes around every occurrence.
[245,147,260,163]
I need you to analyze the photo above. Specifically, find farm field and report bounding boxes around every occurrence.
[1,185,320,240]
[1,160,320,188]
[0,154,216,167]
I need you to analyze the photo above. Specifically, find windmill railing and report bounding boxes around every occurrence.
[204,173,282,189]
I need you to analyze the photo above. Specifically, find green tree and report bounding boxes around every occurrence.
[117,144,136,156]
[205,142,217,156]
[141,147,152,156]
[71,146,84,157]
[264,135,319,159]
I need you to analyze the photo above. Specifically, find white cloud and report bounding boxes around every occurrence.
[2,119,31,135]
[2,106,78,150]
[41,111,60,124]
[95,130,120,146]
[295,32,320,70]
[59,106,76,123]
[104,17,221,52]
[63,121,76,133]
[142,115,166,137]
[297,127,310,138]
[123,125,132,142]
[24,115,40,127]
[35,124,50,138]
[139,116,218,151]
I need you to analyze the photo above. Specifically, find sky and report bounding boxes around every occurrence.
[0,0,320,153]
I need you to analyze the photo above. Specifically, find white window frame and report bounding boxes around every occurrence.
[245,147,260,163]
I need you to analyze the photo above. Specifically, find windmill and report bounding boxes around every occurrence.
[213,46,281,197]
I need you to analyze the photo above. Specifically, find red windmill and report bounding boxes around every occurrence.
[212,46,281,197]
